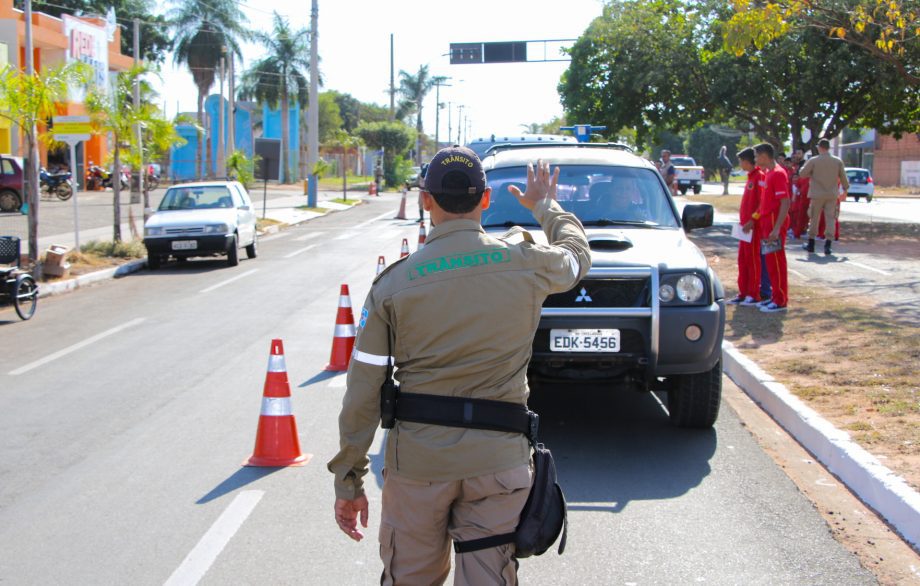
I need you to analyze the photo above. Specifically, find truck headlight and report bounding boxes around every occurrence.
[145,226,163,236]
[203,223,230,234]
[658,284,675,302]
[676,275,705,302]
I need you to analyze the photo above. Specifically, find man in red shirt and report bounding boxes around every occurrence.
[732,147,763,306]
[751,143,791,312]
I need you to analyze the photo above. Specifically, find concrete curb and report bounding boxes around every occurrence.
[38,258,147,299]
[722,340,920,549]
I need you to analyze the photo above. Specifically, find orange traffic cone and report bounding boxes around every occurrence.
[395,189,408,220]
[325,284,356,371]
[417,221,427,250]
[376,255,386,275]
[399,238,410,259]
[245,339,311,467]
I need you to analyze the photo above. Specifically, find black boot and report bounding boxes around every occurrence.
[824,239,832,255]
[804,238,815,253]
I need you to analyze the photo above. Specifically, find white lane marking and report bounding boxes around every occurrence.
[845,260,891,276]
[163,490,264,586]
[335,231,357,241]
[199,269,259,294]
[293,232,321,242]
[283,244,317,259]
[328,376,347,388]
[9,318,146,376]
[354,209,399,230]
[788,268,806,279]
[259,232,290,243]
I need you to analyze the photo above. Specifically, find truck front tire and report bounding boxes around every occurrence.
[668,360,722,428]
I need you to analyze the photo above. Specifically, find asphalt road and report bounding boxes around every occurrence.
[0,193,877,584]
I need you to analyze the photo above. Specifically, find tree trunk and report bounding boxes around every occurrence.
[206,105,213,179]
[26,133,40,263]
[113,143,122,242]
[197,90,204,180]
[416,109,423,165]
[281,92,290,183]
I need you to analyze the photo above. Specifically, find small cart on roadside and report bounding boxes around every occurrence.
[0,236,38,320]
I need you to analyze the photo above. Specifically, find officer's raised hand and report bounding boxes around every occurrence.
[508,159,559,210]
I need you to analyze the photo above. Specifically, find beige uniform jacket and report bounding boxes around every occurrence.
[800,153,849,199]
[328,198,591,500]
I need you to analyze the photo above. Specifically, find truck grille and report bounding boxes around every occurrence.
[543,278,648,308]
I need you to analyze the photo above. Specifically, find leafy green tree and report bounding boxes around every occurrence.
[24,0,171,63]
[169,0,249,179]
[238,11,313,183]
[318,92,344,142]
[324,129,364,200]
[559,0,918,151]
[650,130,686,161]
[723,0,919,86]
[329,91,361,132]
[359,101,391,125]
[0,62,86,261]
[87,66,183,241]
[356,120,415,187]
[397,65,436,163]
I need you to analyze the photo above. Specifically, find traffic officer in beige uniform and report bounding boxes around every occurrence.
[799,138,849,255]
[328,145,590,585]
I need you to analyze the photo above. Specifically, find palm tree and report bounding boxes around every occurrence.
[520,123,543,134]
[397,65,435,164]
[169,0,249,179]
[238,12,311,183]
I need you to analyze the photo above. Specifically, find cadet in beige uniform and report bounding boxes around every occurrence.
[328,146,590,585]
[799,138,849,255]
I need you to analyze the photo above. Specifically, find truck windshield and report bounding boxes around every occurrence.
[483,165,680,228]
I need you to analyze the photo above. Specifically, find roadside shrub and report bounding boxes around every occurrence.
[79,239,146,258]
[226,150,259,189]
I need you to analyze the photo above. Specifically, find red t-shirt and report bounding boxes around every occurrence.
[757,164,789,216]
[740,167,763,223]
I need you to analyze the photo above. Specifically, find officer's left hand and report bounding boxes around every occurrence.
[335,495,369,541]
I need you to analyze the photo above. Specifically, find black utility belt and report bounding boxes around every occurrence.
[380,387,539,446]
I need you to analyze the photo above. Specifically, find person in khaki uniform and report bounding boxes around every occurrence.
[799,138,849,255]
[328,146,590,585]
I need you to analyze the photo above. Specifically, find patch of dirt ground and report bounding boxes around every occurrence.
[692,222,920,493]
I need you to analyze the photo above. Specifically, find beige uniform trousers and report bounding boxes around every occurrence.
[379,463,533,586]
[807,196,838,239]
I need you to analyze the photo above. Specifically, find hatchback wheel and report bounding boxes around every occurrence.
[227,234,239,267]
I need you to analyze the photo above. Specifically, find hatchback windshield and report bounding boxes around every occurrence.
[158,186,234,210]
[483,165,679,228]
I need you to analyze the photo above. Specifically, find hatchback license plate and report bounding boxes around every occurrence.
[171,240,197,250]
[550,329,620,352]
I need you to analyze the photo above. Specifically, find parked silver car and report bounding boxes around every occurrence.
[143,181,257,269]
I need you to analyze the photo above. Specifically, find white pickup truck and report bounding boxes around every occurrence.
[670,155,703,195]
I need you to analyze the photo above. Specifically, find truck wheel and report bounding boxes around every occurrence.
[679,186,688,195]
[692,185,701,195]
[668,360,722,428]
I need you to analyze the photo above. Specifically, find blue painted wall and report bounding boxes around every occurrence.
[262,102,300,183]
[169,98,254,182]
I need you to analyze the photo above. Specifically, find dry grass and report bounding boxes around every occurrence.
[256,218,285,232]
[875,186,920,197]
[685,193,742,213]
[695,236,920,491]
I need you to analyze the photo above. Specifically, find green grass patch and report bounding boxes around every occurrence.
[79,239,146,258]
[296,205,329,213]
[330,198,359,206]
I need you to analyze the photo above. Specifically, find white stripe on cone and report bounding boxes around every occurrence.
[261,397,293,416]
[339,295,352,308]
[335,324,357,338]
[267,354,287,373]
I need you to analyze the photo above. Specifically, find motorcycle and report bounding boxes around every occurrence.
[40,167,74,201]
[86,165,128,191]
[133,166,160,191]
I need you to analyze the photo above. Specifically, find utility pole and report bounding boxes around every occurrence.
[389,33,395,120]
[457,105,464,145]
[306,0,319,207]
[228,52,235,154]
[447,101,452,146]
[218,51,226,179]
[24,0,40,262]
[433,78,451,151]
[133,18,144,208]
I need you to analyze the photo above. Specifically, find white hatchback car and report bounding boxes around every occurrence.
[143,181,258,269]
[845,167,874,202]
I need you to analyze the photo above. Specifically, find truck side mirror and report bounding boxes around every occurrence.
[682,203,714,232]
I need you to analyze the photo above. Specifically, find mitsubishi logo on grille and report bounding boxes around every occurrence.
[574,287,593,302]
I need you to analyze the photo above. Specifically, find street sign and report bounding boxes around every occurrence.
[52,115,92,143]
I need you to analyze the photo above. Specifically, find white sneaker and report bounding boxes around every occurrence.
[739,296,759,306]
[756,298,772,307]
[759,302,787,313]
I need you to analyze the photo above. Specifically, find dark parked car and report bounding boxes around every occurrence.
[0,155,25,213]
[481,143,725,428]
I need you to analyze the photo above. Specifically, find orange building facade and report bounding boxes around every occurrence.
[0,0,133,171]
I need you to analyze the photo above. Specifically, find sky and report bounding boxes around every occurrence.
[152,0,606,141]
